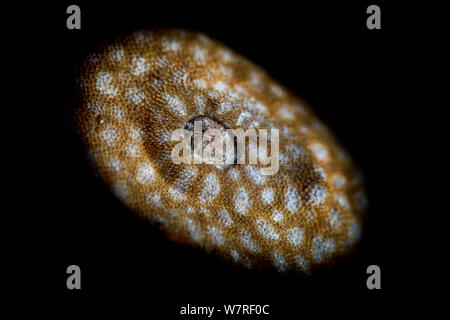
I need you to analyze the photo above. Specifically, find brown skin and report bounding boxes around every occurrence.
[73,28,367,274]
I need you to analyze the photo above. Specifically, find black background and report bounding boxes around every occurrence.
[23,0,417,317]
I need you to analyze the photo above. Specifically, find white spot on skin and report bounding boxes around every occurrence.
[112,182,129,202]
[235,188,251,215]
[332,174,347,188]
[162,39,181,52]
[195,95,206,113]
[127,88,145,105]
[273,251,288,272]
[249,72,262,88]
[107,157,122,172]
[310,185,327,206]
[208,226,225,246]
[172,69,188,85]
[230,249,240,262]
[288,145,304,158]
[237,111,252,126]
[217,101,232,114]
[173,168,196,194]
[213,81,228,92]
[315,166,327,180]
[241,231,259,253]
[185,219,202,242]
[200,173,220,202]
[271,84,284,96]
[279,153,289,165]
[328,209,341,230]
[221,49,233,62]
[235,85,248,97]
[136,163,154,184]
[295,256,311,276]
[247,166,265,184]
[100,126,119,147]
[305,210,315,222]
[219,65,232,77]
[228,168,239,180]
[300,126,310,135]
[309,143,329,162]
[255,219,279,240]
[168,209,178,218]
[262,188,274,204]
[249,101,267,114]
[165,94,186,116]
[130,126,143,141]
[314,120,326,132]
[282,126,293,139]
[147,193,162,208]
[272,211,283,223]
[217,209,232,227]
[169,186,186,201]
[155,55,170,68]
[192,45,206,63]
[195,79,207,89]
[336,193,351,209]
[286,227,303,246]
[278,105,294,120]
[132,57,150,75]
[159,131,171,144]
[285,187,301,213]
[186,207,194,214]
[133,31,151,45]
[96,72,117,96]
[110,49,124,61]
[312,235,336,262]
[111,107,125,121]
[125,144,139,158]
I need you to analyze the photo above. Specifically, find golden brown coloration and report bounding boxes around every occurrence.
[73,29,367,274]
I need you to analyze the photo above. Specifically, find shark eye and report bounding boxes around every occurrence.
[184,115,237,167]
[184,115,227,133]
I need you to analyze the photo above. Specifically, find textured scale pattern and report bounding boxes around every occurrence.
[73,29,367,274]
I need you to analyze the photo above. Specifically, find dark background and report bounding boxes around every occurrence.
[24,0,415,317]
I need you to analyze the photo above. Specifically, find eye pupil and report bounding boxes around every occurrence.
[184,115,237,166]
[184,115,226,132]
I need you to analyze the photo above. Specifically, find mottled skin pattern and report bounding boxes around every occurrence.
[73,29,367,274]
